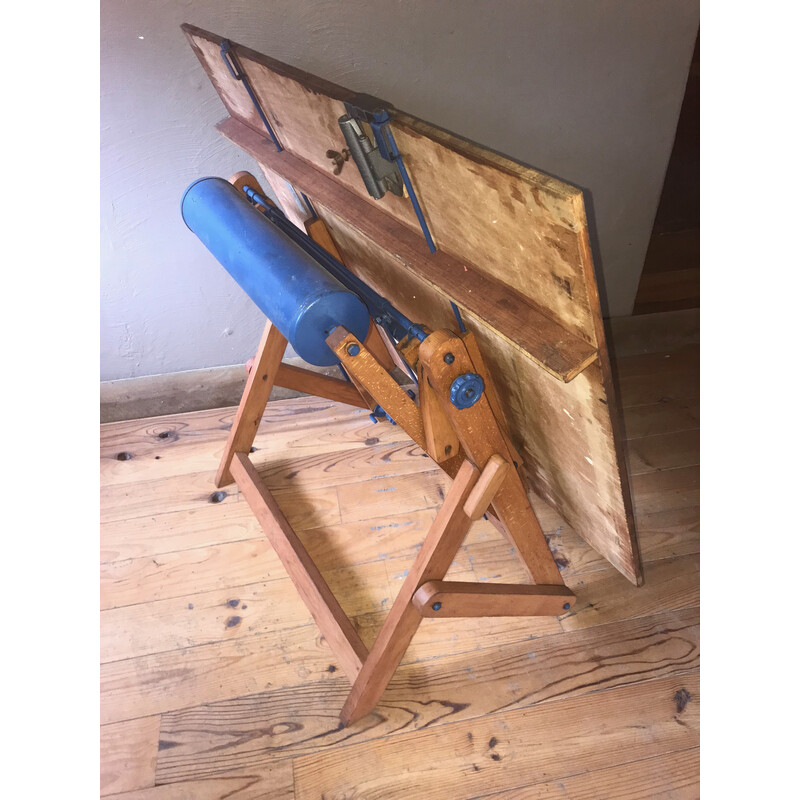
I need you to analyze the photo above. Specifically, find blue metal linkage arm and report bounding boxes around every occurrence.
[220,40,283,153]
[369,111,437,254]
[242,185,428,345]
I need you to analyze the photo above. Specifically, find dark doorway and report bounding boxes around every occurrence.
[633,31,699,314]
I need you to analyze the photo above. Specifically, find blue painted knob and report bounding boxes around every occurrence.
[449,373,484,409]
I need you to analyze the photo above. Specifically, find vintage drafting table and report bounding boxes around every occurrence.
[181,23,642,724]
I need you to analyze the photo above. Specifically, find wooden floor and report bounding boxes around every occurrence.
[100,317,700,799]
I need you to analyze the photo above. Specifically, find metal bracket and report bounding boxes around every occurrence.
[339,93,437,253]
[338,115,404,199]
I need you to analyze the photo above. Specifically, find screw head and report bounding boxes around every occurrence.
[432,601,442,611]
[347,343,360,356]
[443,352,455,364]
[562,602,571,611]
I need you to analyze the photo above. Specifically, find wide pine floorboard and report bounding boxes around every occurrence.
[100,319,700,799]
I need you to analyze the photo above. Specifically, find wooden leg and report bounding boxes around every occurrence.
[339,459,480,725]
[419,330,564,586]
[231,453,369,682]
[215,323,287,487]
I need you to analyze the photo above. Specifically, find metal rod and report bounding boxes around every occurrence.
[242,186,428,344]
[371,113,437,253]
[450,301,467,333]
[220,40,283,152]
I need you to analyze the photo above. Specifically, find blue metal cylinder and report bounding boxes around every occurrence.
[181,177,370,366]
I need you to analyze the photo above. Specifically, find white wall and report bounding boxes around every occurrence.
[100,0,699,381]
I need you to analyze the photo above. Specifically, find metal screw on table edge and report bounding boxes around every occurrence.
[562,603,571,611]
[443,352,455,364]
[432,601,442,611]
[347,343,360,356]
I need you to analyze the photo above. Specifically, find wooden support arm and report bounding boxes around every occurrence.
[327,326,427,450]
[412,581,575,618]
[273,363,368,409]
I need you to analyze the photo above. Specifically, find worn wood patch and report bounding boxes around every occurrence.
[100,716,160,796]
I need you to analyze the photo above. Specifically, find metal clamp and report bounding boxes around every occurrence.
[338,94,437,253]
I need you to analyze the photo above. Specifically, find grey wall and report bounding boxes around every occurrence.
[100,0,699,381]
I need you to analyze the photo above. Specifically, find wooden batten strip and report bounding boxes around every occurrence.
[230,452,368,682]
[216,117,597,383]
[412,581,575,618]
[274,363,367,408]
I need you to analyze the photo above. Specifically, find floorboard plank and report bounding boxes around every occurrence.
[103,764,293,800]
[101,560,392,663]
[155,608,697,781]
[101,404,410,487]
[620,398,699,441]
[469,747,700,799]
[100,716,161,796]
[626,429,699,475]
[563,554,699,632]
[291,674,699,800]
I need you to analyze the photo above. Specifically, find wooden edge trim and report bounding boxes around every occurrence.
[215,116,599,383]
[274,363,368,409]
[463,454,509,520]
[230,452,369,682]
[412,580,576,618]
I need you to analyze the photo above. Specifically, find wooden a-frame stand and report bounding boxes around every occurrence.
[215,174,575,726]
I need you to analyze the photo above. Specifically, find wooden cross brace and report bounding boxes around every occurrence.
[212,175,574,725]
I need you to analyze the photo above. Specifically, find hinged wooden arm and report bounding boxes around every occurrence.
[412,581,575,618]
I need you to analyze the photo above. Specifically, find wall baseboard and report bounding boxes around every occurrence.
[100,357,342,423]
[100,310,700,424]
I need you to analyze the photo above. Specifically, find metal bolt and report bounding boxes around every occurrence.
[432,601,442,611]
[562,602,571,611]
[443,352,455,364]
[347,343,360,356]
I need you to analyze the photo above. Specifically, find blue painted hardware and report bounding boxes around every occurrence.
[449,301,467,333]
[220,40,282,152]
[340,95,437,253]
[181,177,370,366]
[369,405,396,425]
[449,373,485,410]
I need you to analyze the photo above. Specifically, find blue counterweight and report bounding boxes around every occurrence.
[181,177,371,366]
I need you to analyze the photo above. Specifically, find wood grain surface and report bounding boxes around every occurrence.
[100,313,699,797]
